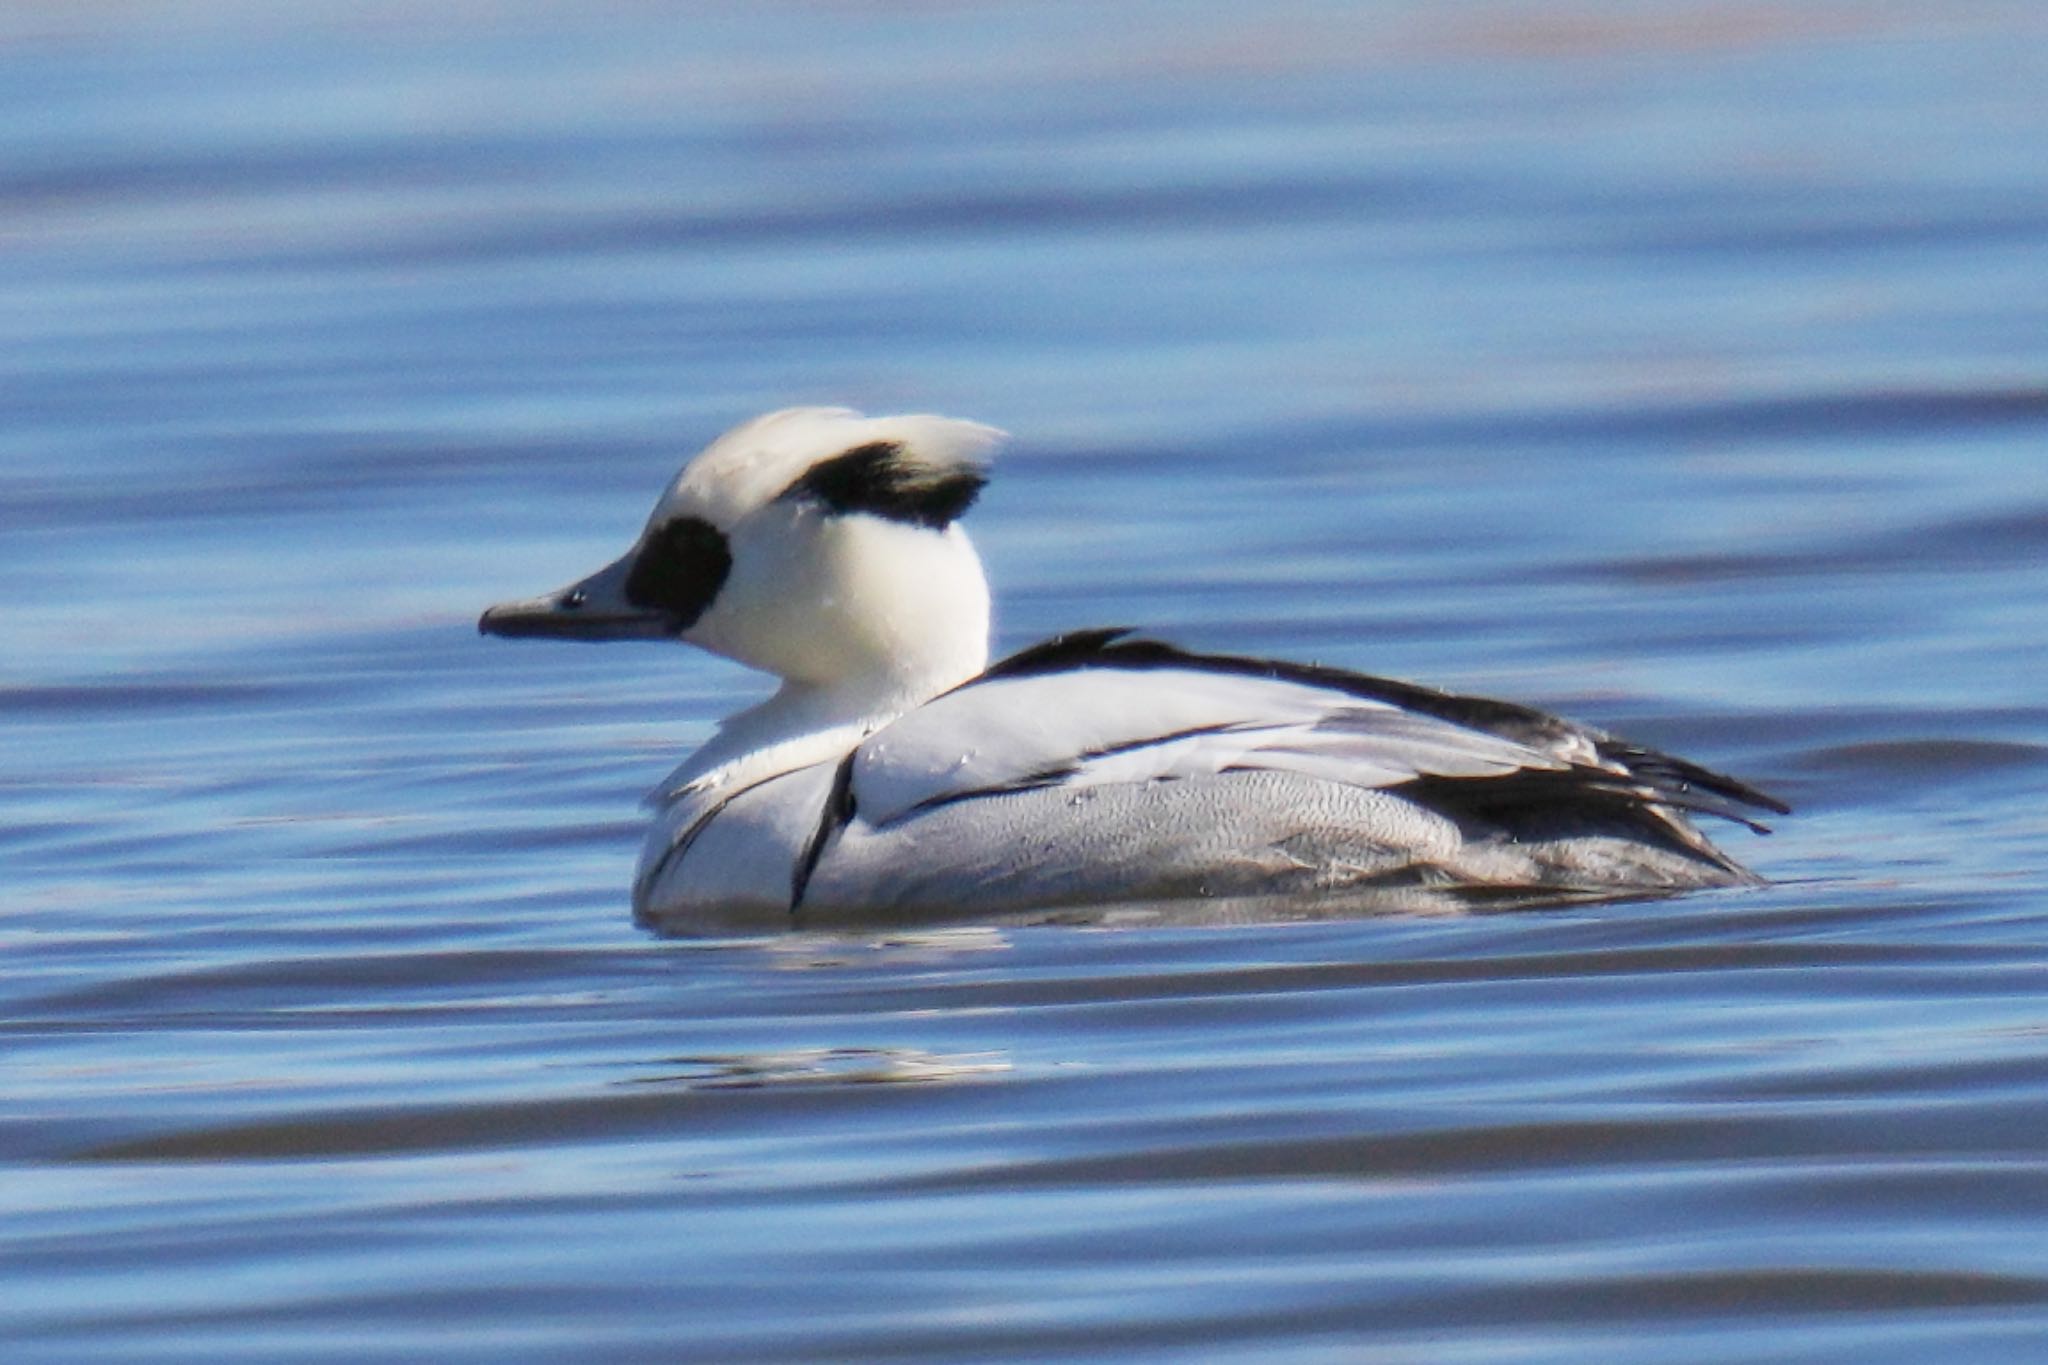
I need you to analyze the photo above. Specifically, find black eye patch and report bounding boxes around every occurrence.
[781,440,986,529]
[624,516,732,629]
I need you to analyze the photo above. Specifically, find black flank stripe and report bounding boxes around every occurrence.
[790,750,860,910]
[636,792,739,912]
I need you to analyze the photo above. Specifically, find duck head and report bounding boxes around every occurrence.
[480,407,1005,703]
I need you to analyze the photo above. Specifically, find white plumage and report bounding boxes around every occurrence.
[481,407,1784,931]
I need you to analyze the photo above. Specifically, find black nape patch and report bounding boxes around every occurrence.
[782,440,986,529]
[624,515,732,629]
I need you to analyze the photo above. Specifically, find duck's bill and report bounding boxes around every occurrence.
[478,556,679,641]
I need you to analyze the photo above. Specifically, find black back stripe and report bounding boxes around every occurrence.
[979,627,1138,679]
[982,630,1573,742]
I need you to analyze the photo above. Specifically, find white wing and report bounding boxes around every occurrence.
[848,664,1570,829]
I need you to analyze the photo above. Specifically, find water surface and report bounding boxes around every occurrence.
[7,2,2048,1359]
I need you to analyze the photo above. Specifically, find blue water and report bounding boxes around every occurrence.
[8,2,2048,1359]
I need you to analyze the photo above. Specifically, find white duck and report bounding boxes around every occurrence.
[481,407,1784,930]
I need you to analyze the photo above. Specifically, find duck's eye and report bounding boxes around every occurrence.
[559,588,588,610]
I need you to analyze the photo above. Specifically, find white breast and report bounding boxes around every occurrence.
[634,759,841,929]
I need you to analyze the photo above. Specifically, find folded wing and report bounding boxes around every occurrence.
[848,631,1786,834]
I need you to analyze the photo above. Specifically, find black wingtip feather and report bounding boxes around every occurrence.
[1596,741,1792,819]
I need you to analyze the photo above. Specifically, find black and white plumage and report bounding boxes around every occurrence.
[480,407,1786,930]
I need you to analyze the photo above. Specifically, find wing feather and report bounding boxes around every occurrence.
[851,668,1571,828]
[851,633,1785,837]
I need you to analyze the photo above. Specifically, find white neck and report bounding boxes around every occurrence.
[657,513,993,801]
[648,657,980,806]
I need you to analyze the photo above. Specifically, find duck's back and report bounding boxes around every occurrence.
[633,631,1785,929]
